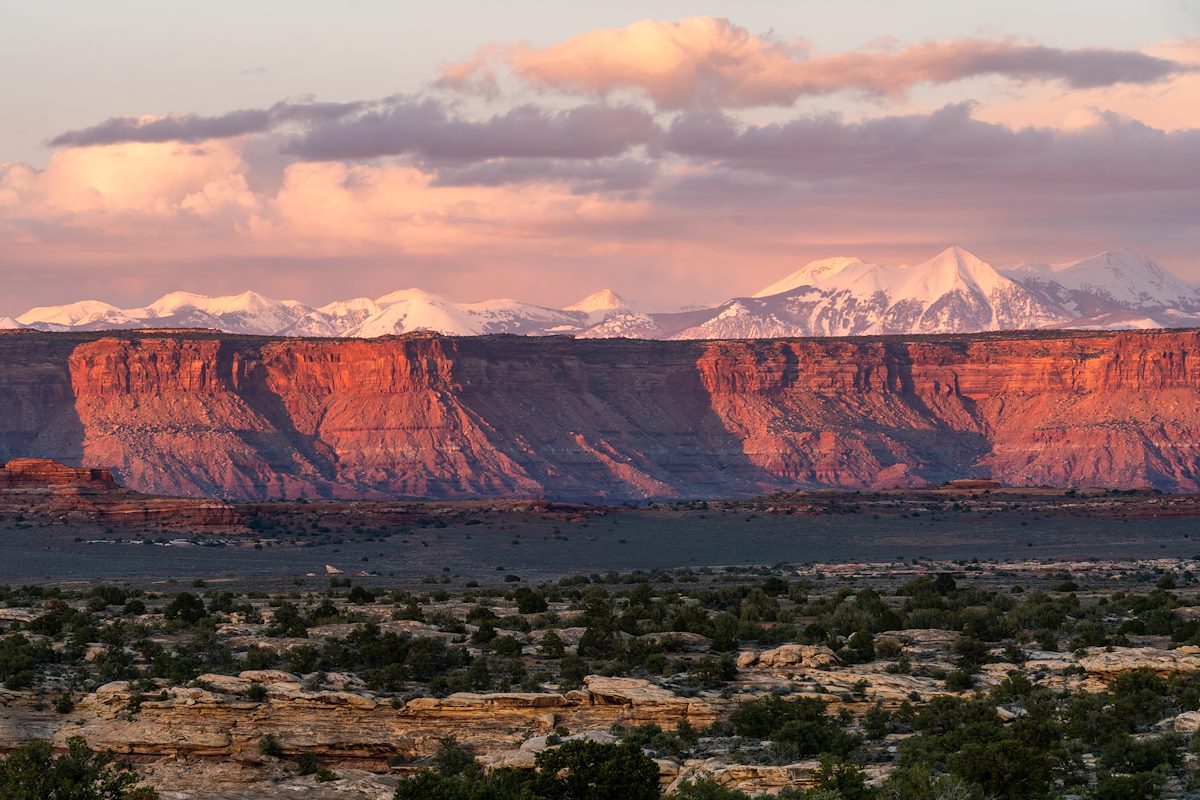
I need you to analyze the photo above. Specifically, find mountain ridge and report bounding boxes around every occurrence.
[7,247,1200,339]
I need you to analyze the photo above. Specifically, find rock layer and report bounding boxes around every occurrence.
[38,674,715,770]
[1,328,1199,500]
[0,457,240,527]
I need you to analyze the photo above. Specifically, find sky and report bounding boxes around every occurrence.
[2,1,1199,315]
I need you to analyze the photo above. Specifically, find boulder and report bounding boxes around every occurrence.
[738,644,840,670]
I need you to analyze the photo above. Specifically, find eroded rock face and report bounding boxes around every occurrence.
[1077,646,1200,678]
[28,673,715,771]
[0,457,240,527]
[3,328,1200,500]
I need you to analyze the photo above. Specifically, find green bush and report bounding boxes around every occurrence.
[729,696,860,759]
[0,737,158,799]
[259,734,283,758]
[392,740,658,800]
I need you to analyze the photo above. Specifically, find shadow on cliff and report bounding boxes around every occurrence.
[216,340,339,498]
[869,341,992,483]
[0,335,85,467]
[681,338,992,491]
[450,338,781,500]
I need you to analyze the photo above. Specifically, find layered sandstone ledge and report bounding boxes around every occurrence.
[4,641,1199,797]
[0,457,241,527]
[1,329,1199,500]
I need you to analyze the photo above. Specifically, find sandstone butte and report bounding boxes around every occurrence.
[1,327,1199,501]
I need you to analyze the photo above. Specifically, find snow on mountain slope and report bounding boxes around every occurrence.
[8,247,1199,339]
[1003,250,1200,315]
[17,300,134,329]
[283,298,383,337]
[565,288,629,314]
[752,257,867,298]
[677,246,1070,339]
[15,291,315,335]
[137,290,314,334]
[0,317,23,329]
[347,290,585,337]
[900,246,1070,333]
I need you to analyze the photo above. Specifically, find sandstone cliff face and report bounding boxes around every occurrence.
[1,328,1198,500]
[0,457,240,527]
[22,674,714,769]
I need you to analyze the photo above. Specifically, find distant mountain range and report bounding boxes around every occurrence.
[5,247,1200,338]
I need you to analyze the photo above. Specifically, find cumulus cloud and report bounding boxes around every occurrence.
[9,21,1200,312]
[440,17,1195,109]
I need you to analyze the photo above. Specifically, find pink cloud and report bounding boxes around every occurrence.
[440,17,1194,109]
[3,103,1199,315]
[977,39,1200,132]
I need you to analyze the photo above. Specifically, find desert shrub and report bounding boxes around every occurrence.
[392,740,658,800]
[0,737,158,799]
[729,696,860,759]
[0,634,54,689]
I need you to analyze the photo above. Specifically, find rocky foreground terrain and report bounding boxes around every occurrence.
[5,559,1200,798]
[3,327,1200,500]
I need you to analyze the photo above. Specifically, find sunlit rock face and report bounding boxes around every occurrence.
[2,327,1200,500]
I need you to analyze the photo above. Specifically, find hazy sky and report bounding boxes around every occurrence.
[2,1,1199,314]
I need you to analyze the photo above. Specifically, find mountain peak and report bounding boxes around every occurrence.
[375,288,443,306]
[753,256,865,297]
[926,245,988,268]
[1003,250,1200,311]
[17,299,126,327]
[148,290,208,309]
[565,288,629,314]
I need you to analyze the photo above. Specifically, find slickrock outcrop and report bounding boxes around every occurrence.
[1174,711,1200,733]
[2,328,1200,500]
[41,673,715,770]
[147,767,399,800]
[736,644,841,670]
[668,760,825,795]
[1077,646,1200,679]
[666,760,888,796]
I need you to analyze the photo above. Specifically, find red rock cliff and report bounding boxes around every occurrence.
[0,328,1197,499]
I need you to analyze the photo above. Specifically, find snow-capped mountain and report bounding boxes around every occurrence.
[752,256,868,298]
[1001,250,1200,329]
[342,290,585,337]
[5,248,1199,339]
[13,291,315,335]
[563,289,636,323]
[283,297,383,337]
[15,299,135,329]
[659,246,1072,339]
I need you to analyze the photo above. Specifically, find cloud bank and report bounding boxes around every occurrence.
[440,17,1194,109]
[3,18,1198,313]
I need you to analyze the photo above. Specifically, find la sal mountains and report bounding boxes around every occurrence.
[5,247,1200,338]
